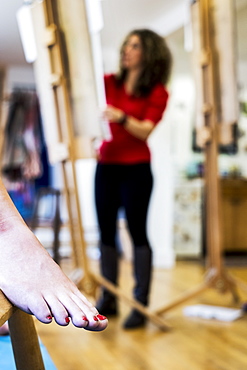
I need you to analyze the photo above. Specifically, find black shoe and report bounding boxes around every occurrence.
[123,310,146,329]
[96,296,118,316]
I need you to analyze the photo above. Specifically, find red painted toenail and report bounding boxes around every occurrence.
[93,316,99,321]
[82,316,88,321]
[65,317,70,323]
[96,314,107,321]
[47,315,52,320]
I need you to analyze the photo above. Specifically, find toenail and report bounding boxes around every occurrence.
[82,316,88,321]
[96,314,107,321]
[93,316,99,321]
[47,315,52,320]
[65,317,70,324]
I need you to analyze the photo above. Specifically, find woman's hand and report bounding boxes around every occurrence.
[103,105,125,123]
[103,104,154,141]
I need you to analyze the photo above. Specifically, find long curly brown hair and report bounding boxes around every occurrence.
[116,29,173,97]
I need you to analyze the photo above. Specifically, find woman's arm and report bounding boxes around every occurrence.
[123,116,155,141]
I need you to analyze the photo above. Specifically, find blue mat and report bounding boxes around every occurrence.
[0,335,57,370]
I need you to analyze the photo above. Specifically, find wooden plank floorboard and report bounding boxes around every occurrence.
[35,259,247,370]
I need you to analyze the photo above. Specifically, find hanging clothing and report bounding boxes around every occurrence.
[1,89,50,220]
[2,90,43,182]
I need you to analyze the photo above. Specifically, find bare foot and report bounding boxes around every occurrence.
[0,219,108,331]
[0,180,108,331]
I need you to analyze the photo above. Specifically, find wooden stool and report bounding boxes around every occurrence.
[0,291,45,370]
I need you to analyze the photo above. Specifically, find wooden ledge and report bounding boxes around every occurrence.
[0,290,16,326]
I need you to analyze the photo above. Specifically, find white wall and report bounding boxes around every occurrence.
[5,65,35,92]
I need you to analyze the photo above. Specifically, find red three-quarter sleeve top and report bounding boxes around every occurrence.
[98,74,169,164]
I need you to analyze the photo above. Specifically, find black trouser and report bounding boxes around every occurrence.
[94,163,153,248]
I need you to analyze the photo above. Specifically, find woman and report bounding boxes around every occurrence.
[0,178,108,332]
[95,29,172,329]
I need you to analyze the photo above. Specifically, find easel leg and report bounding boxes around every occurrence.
[226,274,247,296]
[92,273,171,331]
[154,280,212,316]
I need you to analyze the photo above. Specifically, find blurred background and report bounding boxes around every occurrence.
[1,0,247,271]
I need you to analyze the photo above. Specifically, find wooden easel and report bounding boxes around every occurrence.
[35,0,247,331]
[35,0,170,331]
[153,0,247,318]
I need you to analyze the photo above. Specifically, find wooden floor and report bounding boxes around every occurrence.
[35,257,247,370]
